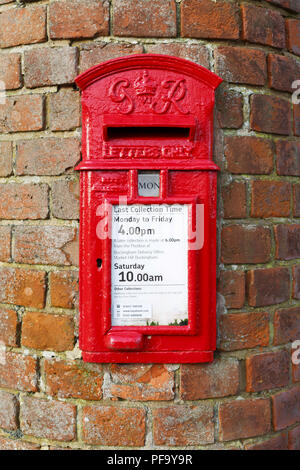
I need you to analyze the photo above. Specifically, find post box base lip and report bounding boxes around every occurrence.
[81,350,214,364]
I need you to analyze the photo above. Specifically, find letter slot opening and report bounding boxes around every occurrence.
[105,126,192,141]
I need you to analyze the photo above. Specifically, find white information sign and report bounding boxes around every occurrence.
[111,204,189,326]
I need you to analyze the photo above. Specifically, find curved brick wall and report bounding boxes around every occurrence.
[0,0,299,450]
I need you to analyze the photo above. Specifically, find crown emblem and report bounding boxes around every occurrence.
[134,71,157,96]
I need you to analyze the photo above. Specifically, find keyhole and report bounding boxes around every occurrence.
[96,258,102,269]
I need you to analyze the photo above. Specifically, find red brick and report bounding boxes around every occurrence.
[269,54,300,93]
[44,359,103,400]
[0,183,48,220]
[222,181,247,219]
[0,391,18,431]
[0,95,44,133]
[219,312,270,352]
[180,358,239,400]
[82,406,146,446]
[293,265,300,300]
[218,270,245,309]
[289,425,300,450]
[245,433,288,450]
[250,95,292,136]
[246,350,290,393]
[153,405,214,446]
[0,226,11,262]
[221,225,271,264]
[79,42,144,72]
[146,43,210,68]
[251,181,291,218]
[50,270,79,309]
[0,267,46,308]
[0,438,39,451]
[294,104,300,137]
[49,89,81,131]
[242,4,285,49]
[0,141,12,177]
[225,136,273,175]
[0,53,21,90]
[113,0,176,38]
[275,225,300,260]
[24,47,77,88]
[274,307,300,345]
[51,180,79,220]
[277,141,300,176]
[215,47,266,86]
[273,386,300,430]
[219,398,271,441]
[215,88,243,129]
[181,0,239,40]
[0,308,18,347]
[16,138,80,176]
[248,268,290,307]
[49,0,109,39]
[287,19,300,57]
[292,343,300,382]
[109,364,174,401]
[0,351,37,392]
[22,312,74,352]
[0,5,46,48]
[294,185,300,217]
[267,0,300,13]
[21,396,76,441]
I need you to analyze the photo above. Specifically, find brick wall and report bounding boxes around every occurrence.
[0,0,299,450]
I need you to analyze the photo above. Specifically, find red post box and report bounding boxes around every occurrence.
[75,54,222,363]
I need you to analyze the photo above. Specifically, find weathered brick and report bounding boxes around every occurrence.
[215,47,266,86]
[22,312,74,352]
[293,265,300,300]
[0,95,44,133]
[277,141,300,176]
[0,5,46,48]
[274,307,300,345]
[269,54,300,94]
[219,398,271,441]
[180,358,239,400]
[246,350,290,393]
[0,226,11,262]
[0,141,12,177]
[49,0,109,39]
[294,185,300,217]
[215,88,243,129]
[16,138,80,176]
[218,270,245,309]
[0,308,18,347]
[219,312,269,351]
[273,386,300,430]
[50,270,79,309]
[225,136,273,175]
[222,181,247,219]
[0,351,37,392]
[181,0,239,40]
[44,359,103,400]
[0,391,18,431]
[294,104,300,137]
[292,343,300,382]
[242,4,285,49]
[146,43,210,68]
[0,438,39,451]
[275,225,300,260]
[0,183,48,220]
[52,180,79,220]
[251,181,291,218]
[267,0,300,13]
[21,396,76,441]
[113,0,176,38]
[250,95,292,136]
[80,42,144,72]
[248,268,290,307]
[245,433,288,450]
[287,19,300,57]
[0,53,21,90]
[49,89,81,131]
[153,405,214,446]
[0,267,46,308]
[109,364,174,401]
[289,425,300,450]
[221,225,271,264]
[24,47,77,88]
[82,406,146,446]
